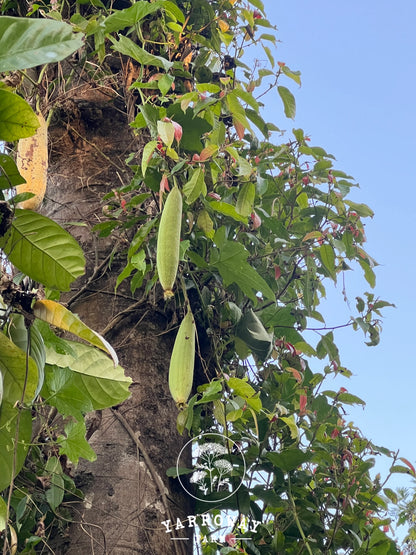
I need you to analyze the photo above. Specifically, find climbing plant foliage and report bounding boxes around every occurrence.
[0,1,409,553]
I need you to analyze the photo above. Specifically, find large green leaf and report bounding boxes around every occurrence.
[0,154,25,189]
[44,456,64,511]
[235,309,273,361]
[0,333,37,491]
[0,332,38,405]
[318,243,336,280]
[0,210,85,291]
[57,420,96,464]
[213,240,275,302]
[209,201,247,223]
[0,403,32,492]
[166,104,211,153]
[235,182,255,217]
[267,448,312,472]
[8,314,46,399]
[41,341,131,420]
[183,167,206,204]
[0,16,84,72]
[33,299,118,365]
[100,0,165,34]
[0,90,39,142]
[110,35,173,71]
[0,496,6,531]
[277,86,296,119]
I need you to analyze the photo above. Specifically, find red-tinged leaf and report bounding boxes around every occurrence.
[160,174,169,192]
[199,144,218,162]
[299,394,307,415]
[331,428,340,439]
[159,174,170,210]
[302,231,323,243]
[225,533,236,547]
[172,120,182,143]
[286,367,302,383]
[233,118,245,140]
[274,265,281,280]
[400,457,416,477]
[251,210,261,229]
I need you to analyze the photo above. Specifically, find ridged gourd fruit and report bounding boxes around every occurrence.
[168,307,196,408]
[15,112,48,211]
[156,185,182,299]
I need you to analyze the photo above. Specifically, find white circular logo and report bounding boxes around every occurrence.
[176,432,246,503]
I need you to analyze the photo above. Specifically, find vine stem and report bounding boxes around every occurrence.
[287,474,314,555]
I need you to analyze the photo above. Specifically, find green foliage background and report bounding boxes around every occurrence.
[0,1,409,553]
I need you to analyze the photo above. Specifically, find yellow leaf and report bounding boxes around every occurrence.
[33,299,118,366]
[218,19,229,32]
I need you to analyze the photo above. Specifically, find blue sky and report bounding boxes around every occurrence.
[258,0,416,499]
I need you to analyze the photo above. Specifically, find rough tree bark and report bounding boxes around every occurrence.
[40,59,193,554]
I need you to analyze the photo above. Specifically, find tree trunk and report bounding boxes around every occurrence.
[42,63,193,554]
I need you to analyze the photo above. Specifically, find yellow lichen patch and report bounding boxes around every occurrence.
[15,112,48,211]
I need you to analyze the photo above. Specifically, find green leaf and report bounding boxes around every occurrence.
[213,240,275,302]
[267,448,311,472]
[277,86,296,119]
[0,16,83,72]
[227,377,256,399]
[0,90,40,142]
[33,300,118,365]
[226,90,251,131]
[0,332,38,405]
[0,333,36,490]
[196,379,223,404]
[100,0,165,33]
[110,35,172,71]
[0,403,32,492]
[246,108,269,138]
[336,392,365,406]
[157,120,174,148]
[390,465,414,475]
[235,182,255,217]
[197,209,214,239]
[319,243,336,280]
[234,88,259,112]
[0,154,25,189]
[280,415,300,440]
[128,217,157,258]
[8,314,46,398]
[383,488,398,504]
[57,420,97,464]
[183,167,206,204]
[359,257,376,288]
[0,496,6,532]
[281,65,302,86]
[42,341,131,419]
[0,210,85,291]
[344,200,374,218]
[209,201,247,223]
[316,332,340,363]
[163,1,185,23]
[44,456,64,510]
[141,140,158,177]
[235,309,273,361]
[158,74,175,96]
[166,104,211,153]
